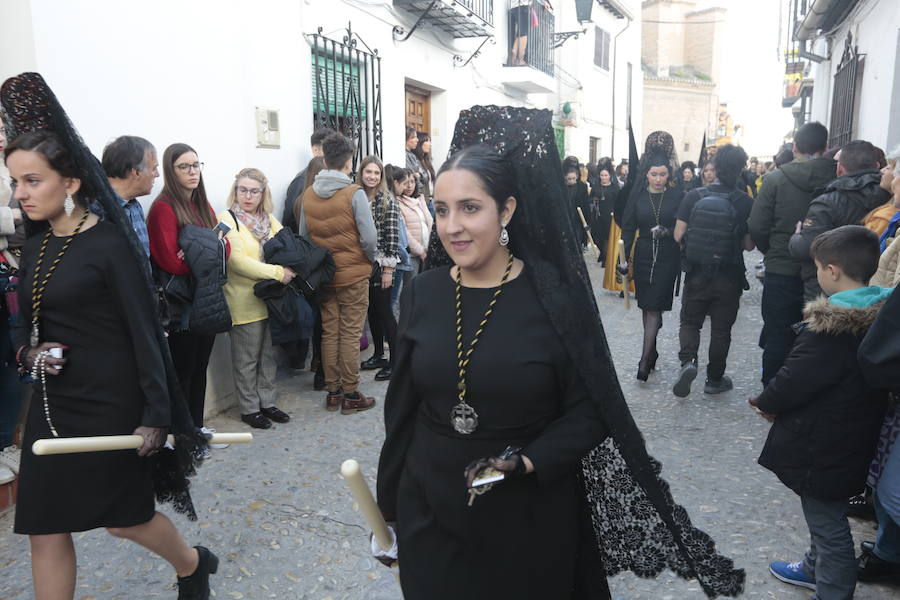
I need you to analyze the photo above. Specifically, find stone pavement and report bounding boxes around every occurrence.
[0,252,896,599]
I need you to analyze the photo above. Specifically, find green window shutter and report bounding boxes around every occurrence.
[311,54,367,119]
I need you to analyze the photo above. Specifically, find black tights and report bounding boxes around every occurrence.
[640,310,662,369]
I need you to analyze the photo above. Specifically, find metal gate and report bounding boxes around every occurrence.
[829,32,865,148]
[308,24,383,172]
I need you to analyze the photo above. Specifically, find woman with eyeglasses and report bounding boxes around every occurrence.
[148,144,227,438]
[217,168,292,429]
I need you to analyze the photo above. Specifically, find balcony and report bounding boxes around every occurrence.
[393,0,494,38]
[500,2,555,93]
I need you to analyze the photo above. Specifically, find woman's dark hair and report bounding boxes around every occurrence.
[405,126,417,141]
[321,132,355,170]
[644,151,673,181]
[810,225,880,284]
[562,155,580,173]
[437,144,517,214]
[4,129,91,203]
[615,160,628,176]
[301,156,326,194]
[680,161,697,172]
[414,133,436,181]
[713,144,749,188]
[156,142,214,228]
[294,156,326,226]
[385,164,412,188]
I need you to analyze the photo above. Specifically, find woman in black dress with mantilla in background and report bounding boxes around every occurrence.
[376,106,743,600]
[621,133,684,381]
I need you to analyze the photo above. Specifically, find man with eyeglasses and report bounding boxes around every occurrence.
[101,135,159,259]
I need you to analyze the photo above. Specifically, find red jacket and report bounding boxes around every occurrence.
[147,195,229,275]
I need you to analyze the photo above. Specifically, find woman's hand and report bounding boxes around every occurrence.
[24,343,68,375]
[464,447,533,489]
[281,267,297,285]
[615,263,629,276]
[133,425,167,457]
[381,268,394,289]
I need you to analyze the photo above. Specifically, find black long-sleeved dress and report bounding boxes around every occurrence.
[377,265,608,600]
[14,221,170,534]
[621,187,683,311]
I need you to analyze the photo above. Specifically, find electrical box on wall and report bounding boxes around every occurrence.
[255,107,280,149]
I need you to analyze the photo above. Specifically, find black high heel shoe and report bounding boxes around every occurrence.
[636,361,650,382]
[648,350,659,371]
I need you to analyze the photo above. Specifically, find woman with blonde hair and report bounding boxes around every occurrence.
[357,156,401,381]
[218,168,293,429]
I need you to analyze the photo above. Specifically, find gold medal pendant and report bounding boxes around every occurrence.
[451,400,479,435]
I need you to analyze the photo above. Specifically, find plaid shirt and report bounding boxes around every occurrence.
[372,190,401,267]
[121,197,151,257]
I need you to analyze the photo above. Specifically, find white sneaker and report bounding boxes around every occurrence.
[200,427,230,449]
[0,446,20,474]
[0,465,14,485]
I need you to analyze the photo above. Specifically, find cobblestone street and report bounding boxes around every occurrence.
[0,253,895,599]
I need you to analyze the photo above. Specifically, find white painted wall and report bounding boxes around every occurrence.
[0,0,38,82]
[807,0,900,149]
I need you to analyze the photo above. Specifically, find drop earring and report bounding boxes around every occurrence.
[499,224,510,247]
[64,194,75,217]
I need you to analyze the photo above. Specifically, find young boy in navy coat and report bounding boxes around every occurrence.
[750,225,891,599]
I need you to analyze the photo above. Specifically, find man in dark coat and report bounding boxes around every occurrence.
[789,139,891,301]
[750,226,890,598]
[748,121,836,385]
[281,128,333,233]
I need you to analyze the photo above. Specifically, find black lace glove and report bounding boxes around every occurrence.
[651,225,670,240]
[615,263,629,276]
[464,446,527,489]
[133,426,167,457]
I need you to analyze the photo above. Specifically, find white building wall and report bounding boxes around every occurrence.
[0,0,642,415]
[807,0,900,149]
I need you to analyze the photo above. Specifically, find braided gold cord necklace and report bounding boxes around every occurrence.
[450,251,515,435]
[29,208,90,347]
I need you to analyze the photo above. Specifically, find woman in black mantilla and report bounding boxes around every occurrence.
[2,73,215,600]
[621,132,684,381]
[377,106,744,599]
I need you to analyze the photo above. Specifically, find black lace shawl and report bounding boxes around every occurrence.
[427,106,744,597]
[1,72,205,519]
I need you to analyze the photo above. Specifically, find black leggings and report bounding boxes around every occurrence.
[167,330,216,428]
[368,284,398,365]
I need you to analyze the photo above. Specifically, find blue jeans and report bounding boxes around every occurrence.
[874,439,900,563]
[761,272,804,385]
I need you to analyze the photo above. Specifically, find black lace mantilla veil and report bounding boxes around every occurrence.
[428,106,744,597]
[0,72,206,519]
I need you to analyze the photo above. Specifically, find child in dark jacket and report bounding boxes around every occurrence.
[750,225,891,600]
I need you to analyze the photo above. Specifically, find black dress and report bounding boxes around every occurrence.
[15,222,170,535]
[622,187,683,311]
[377,266,608,600]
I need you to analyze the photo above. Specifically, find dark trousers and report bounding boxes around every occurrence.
[167,330,216,428]
[800,495,857,600]
[761,272,804,385]
[678,272,742,380]
[368,284,398,365]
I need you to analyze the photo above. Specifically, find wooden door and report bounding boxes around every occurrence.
[405,86,431,136]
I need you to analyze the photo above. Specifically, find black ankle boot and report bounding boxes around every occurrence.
[177,546,218,600]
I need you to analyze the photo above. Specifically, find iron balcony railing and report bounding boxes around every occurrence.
[459,0,494,26]
[507,1,554,77]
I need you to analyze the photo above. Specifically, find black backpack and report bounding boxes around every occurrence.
[684,188,740,269]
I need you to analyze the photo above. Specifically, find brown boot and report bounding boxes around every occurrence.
[325,390,343,412]
[341,391,376,415]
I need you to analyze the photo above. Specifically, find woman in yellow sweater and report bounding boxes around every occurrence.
[219,168,294,429]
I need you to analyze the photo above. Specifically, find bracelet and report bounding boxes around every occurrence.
[15,344,29,369]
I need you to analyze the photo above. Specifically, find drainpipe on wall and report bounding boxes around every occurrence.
[610,15,632,159]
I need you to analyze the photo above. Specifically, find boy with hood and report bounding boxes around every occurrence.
[789,139,891,301]
[298,132,378,415]
[749,121,836,385]
[750,225,891,599]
